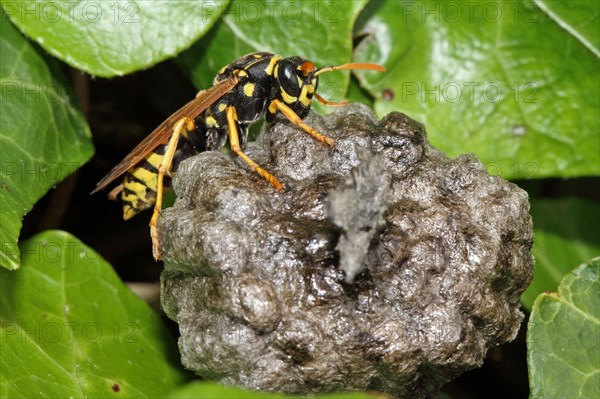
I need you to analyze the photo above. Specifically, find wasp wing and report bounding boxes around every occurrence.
[91,77,237,194]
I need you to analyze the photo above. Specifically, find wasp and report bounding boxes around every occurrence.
[92,52,385,260]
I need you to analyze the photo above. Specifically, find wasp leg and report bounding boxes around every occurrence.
[108,184,124,201]
[226,106,283,190]
[270,99,335,147]
[150,116,195,260]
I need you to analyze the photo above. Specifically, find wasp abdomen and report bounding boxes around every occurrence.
[121,136,195,220]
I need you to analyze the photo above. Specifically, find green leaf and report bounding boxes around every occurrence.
[346,75,375,109]
[354,0,600,179]
[0,231,189,398]
[533,0,600,57]
[1,0,230,77]
[527,257,600,399]
[521,198,600,310]
[0,16,93,270]
[176,0,372,113]
[167,381,390,399]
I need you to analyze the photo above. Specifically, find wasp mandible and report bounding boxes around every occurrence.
[92,52,385,259]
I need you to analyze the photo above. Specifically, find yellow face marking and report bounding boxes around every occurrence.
[299,85,313,107]
[244,83,255,97]
[218,66,227,74]
[280,87,298,104]
[146,153,163,169]
[131,168,158,191]
[218,103,227,112]
[253,53,262,58]
[206,115,219,128]
[266,56,282,76]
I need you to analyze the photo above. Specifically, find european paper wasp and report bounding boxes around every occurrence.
[91,52,385,259]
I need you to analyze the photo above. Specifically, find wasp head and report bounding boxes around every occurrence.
[275,57,318,118]
[274,57,385,118]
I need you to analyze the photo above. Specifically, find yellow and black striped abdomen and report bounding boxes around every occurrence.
[120,136,195,220]
[121,151,161,220]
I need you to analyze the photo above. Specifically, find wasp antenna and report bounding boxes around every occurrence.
[315,92,349,107]
[314,62,386,76]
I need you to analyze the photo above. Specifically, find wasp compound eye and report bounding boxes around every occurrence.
[277,59,302,98]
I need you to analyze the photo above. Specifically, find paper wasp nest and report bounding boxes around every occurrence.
[159,104,533,397]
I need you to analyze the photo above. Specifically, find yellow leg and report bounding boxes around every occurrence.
[271,99,335,147]
[226,107,283,190]
[150,117,194,260]
[107,184,123,201]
